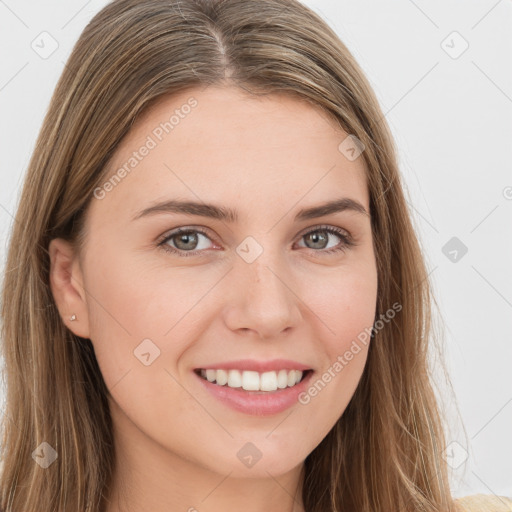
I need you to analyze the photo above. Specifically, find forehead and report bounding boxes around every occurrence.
[90,85,369,224]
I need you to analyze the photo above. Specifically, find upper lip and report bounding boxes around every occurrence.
[195,359,312,373]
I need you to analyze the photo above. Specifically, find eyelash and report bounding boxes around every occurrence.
[157,225,355,258]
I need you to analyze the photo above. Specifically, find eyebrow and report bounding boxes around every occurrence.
[132,197,369,223]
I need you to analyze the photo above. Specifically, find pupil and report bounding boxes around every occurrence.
[176,232,197,250]
[308,231,327,249]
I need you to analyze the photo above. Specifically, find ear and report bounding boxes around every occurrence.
[48,238,90,339]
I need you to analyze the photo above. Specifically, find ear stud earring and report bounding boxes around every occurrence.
[70,314,77,321]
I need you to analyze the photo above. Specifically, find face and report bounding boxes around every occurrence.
[50,85,378,483]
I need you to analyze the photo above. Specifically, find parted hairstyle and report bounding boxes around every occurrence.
[0,0,461,510]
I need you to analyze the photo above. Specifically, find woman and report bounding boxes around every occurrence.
[0,0,510,510]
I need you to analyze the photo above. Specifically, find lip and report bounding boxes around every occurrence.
[193,368,315,416]
[194,359,312,373]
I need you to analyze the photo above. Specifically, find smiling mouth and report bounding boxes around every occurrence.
[193,368,313,392]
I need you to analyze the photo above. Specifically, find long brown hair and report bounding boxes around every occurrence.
[0,0,459,510]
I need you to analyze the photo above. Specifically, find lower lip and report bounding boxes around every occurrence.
[193,370,314,416]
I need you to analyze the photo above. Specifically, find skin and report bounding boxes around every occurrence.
[49,85,378,512]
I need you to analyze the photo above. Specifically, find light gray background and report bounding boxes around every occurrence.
[1,0,511,499]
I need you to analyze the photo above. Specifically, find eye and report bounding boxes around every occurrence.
[158,227,216,257]
[157,224,354,257]
[295,225,354,255]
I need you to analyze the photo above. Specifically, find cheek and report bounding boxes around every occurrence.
[82,246,225,388]
[299,260,377,397]
[305,259,378,346]
[281,262,377,452]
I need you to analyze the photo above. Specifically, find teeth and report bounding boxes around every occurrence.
[242,371,260,391]
[260,371,277,391]
[216,369,228,385]
[198,369,305,391]
[277,369,289,389]
[228,369,242,388]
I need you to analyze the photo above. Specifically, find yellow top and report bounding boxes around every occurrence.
[455,494,512,511]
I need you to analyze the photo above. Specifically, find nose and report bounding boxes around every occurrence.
[222,255,303,339]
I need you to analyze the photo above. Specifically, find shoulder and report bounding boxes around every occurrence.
[455,494,512,511]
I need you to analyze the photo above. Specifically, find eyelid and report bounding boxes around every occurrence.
[157,224,352,243]
[295,223,351,240]
[156,225,218,248]
[157,223,355,256]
